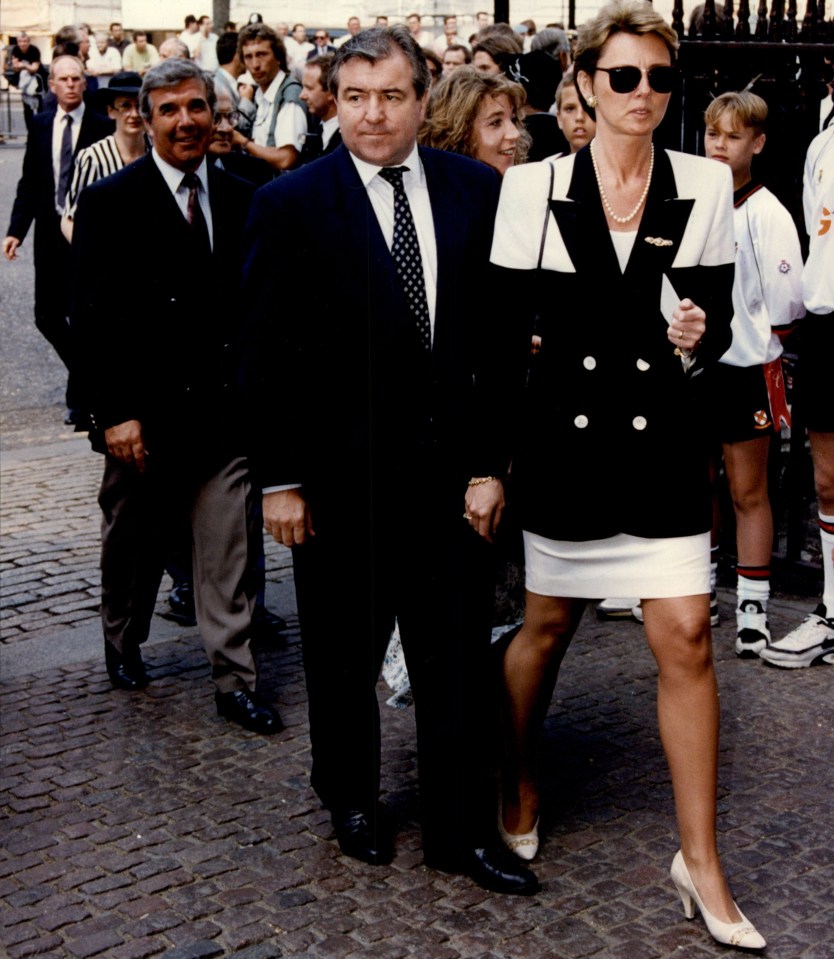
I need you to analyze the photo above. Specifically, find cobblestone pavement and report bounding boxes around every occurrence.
[2,437,834,959]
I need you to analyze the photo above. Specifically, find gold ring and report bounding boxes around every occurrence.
[678,328,684,340]
[463,512,473,520]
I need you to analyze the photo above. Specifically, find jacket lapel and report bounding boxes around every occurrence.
[550,146,621,279]
[626,148,694,278]
[547,146,695,279]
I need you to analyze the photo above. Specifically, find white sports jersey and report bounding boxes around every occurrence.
[802,125,834,316]
[721,184,805,367]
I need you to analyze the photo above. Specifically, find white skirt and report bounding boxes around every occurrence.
[524,531,710,599]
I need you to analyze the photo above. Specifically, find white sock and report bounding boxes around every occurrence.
[709,547,719,594]
[820,513,834,616]
[737,574,770,611]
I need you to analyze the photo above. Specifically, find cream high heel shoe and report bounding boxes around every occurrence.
[497,799,539,861]
[670,850,766,951]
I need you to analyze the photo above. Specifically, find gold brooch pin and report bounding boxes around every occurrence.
[645,236,673,247]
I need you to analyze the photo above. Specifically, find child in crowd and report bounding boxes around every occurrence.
[760,122,834,667]
[704,90,805,657]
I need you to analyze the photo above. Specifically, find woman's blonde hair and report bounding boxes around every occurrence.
[574,0,679,77]
[419,65,531,167]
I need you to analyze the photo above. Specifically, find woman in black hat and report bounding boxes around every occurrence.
[61,71,147,242]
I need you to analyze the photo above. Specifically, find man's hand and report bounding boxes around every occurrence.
[263,488,315,546]
[464,478,505,543]
[104,419,147,472]
[3,236,21,261]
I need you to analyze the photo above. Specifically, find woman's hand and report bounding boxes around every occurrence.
[464,478,505,543]
[668,298,705,353]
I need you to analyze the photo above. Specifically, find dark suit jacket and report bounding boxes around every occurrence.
[72,154,254,470]
[241,144,522,497]
[6,107,114,248]
[307,45,337,60]
[493,146,736,541]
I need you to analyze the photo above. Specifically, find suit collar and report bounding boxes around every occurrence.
[151,150,209,197]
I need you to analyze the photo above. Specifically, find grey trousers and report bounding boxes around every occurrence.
[98,454,259,693]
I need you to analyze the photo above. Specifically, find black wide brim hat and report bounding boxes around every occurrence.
[96,71,142,109]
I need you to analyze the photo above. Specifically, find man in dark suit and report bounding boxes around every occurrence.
[3,55,113,420]
[241,26,536,894]
[72,58,282,736]
[298,54,342,163]
[306,30,337,60]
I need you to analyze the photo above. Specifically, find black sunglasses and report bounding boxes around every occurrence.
[596,65,678,94]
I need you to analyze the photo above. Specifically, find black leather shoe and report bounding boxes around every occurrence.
[332,808,395,866]
[105,643,149,691]
[167,581,197,626]
[427,843,540,896]
[251,604,288,646]
[215,689,284,734]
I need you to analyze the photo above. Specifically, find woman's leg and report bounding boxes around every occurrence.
[641,595,740,923]
[501,592,585,834]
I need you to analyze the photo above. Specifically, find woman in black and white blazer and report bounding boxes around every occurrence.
[486,1,765,949]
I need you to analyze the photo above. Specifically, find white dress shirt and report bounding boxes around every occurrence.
[350,144,438,330]
[151,150,213,250]
[321,116,340,151]
[52,103,85,211]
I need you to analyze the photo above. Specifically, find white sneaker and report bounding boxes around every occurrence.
[735,599,771,658]
[759,604,834,668]
[596,598,639,620]
[632,593,719,627]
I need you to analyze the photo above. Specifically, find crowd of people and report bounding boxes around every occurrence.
[3,1,833,948]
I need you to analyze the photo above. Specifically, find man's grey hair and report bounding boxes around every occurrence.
[139,58,215,120]
[532,27,570,57]
[329,25,431,100]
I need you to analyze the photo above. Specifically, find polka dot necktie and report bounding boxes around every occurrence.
[378,166,431,352]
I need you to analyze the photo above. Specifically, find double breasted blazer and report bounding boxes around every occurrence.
[240,144,524,496]
[491,146,735,541]
[72,154,255,470]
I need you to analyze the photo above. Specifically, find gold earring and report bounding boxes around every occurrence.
[587,94,598,109]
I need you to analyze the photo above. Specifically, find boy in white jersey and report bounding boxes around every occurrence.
[704,91,805,657]
[760,123,834,667]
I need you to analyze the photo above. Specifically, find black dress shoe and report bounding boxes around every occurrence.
[105,643,149,691]
[251,604,288,646]
[332,808,395,866]
[166,581,197,626]
[427,843,540,896]
[215,689,284,734]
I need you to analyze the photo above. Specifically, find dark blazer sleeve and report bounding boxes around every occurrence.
[6,112,52,241]
[239,177,308,487]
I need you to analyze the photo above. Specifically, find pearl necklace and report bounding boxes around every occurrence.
[590,140,655,225]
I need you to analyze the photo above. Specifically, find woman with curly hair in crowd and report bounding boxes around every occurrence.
[418,65,530,176]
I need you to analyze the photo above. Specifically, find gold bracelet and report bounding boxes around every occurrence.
[468,475,497,486]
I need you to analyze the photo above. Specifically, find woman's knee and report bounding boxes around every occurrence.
[643,599,713,669]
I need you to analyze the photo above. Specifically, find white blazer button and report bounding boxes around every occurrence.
[636,358,650,371]
[583,356,597,370]
[574,414,589,428]
[632,416,647,430]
